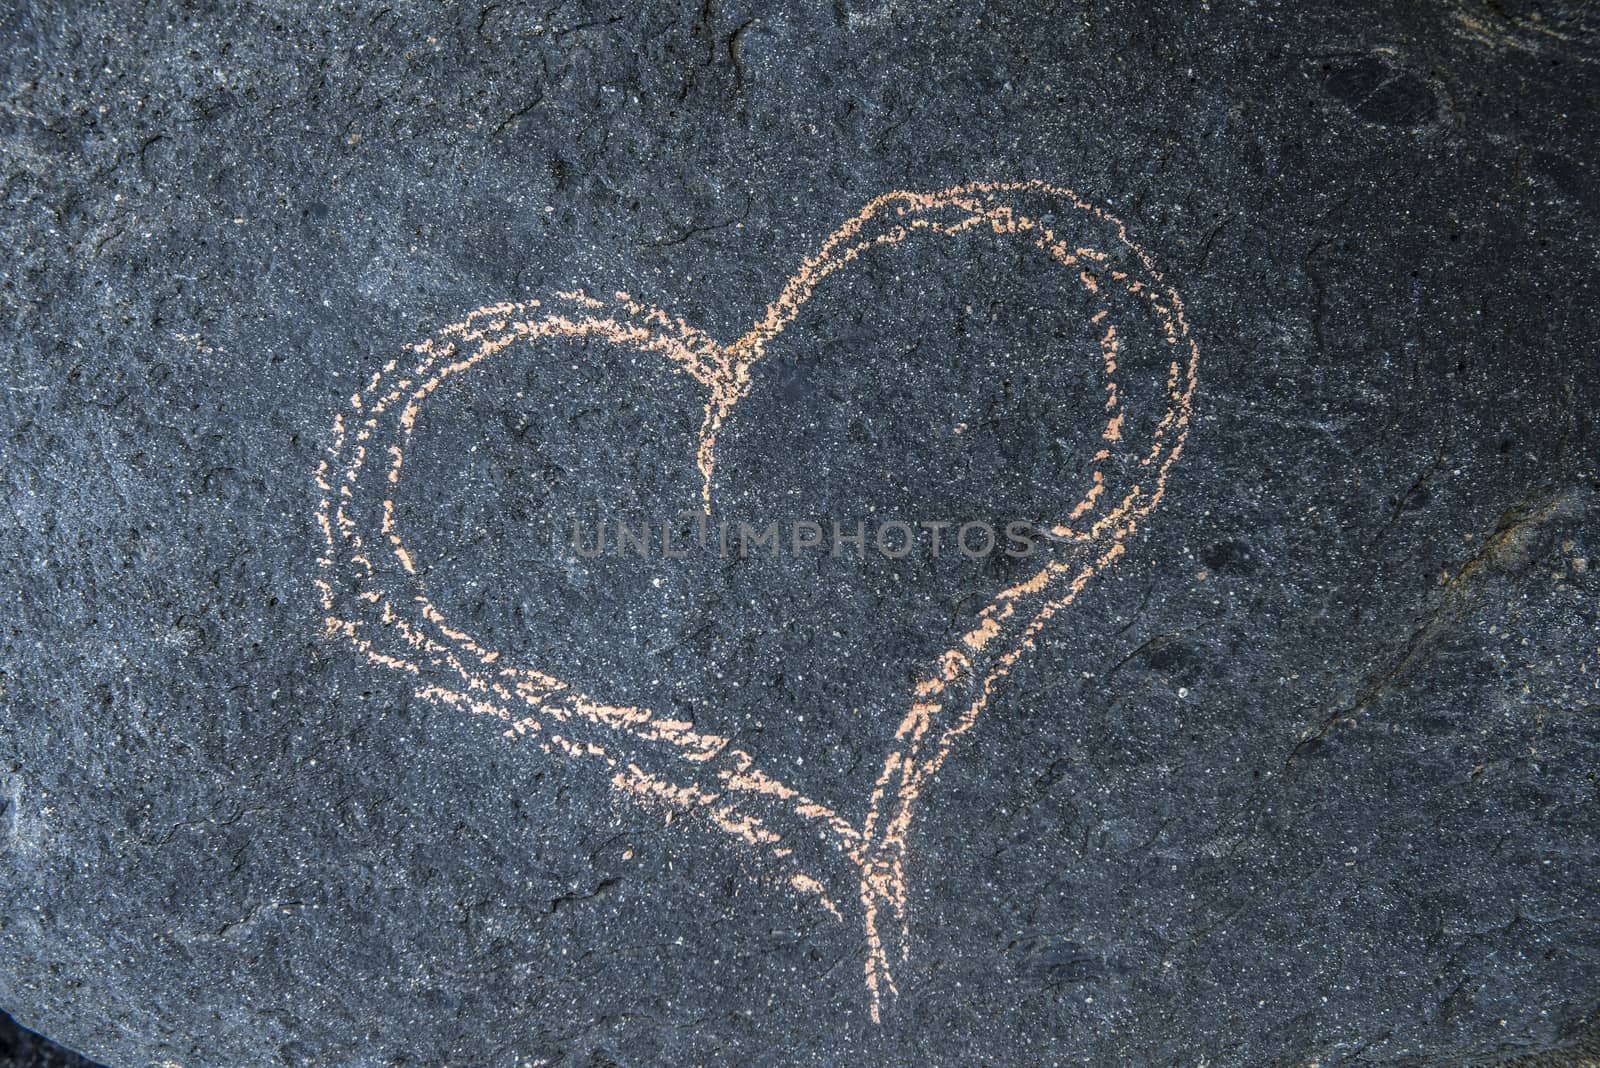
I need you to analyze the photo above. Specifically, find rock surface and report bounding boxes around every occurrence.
[2,2,1598,1066]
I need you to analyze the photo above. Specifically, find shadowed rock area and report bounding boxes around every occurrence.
[2,1,1598,1066]
[1,1013,98,1068]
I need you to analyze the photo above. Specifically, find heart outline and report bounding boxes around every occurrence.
[314,180,1200,1020]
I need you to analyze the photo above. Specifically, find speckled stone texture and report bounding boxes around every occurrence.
[2,2,1598,1066]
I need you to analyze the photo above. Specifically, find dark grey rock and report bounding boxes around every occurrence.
[2,1,1598,1066]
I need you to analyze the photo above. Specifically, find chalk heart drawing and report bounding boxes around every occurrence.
[315,180,1199,1021]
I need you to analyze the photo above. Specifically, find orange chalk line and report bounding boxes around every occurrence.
[319,294,861,923]
[313,180,1198,1023]
[850,182,1200,1015]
